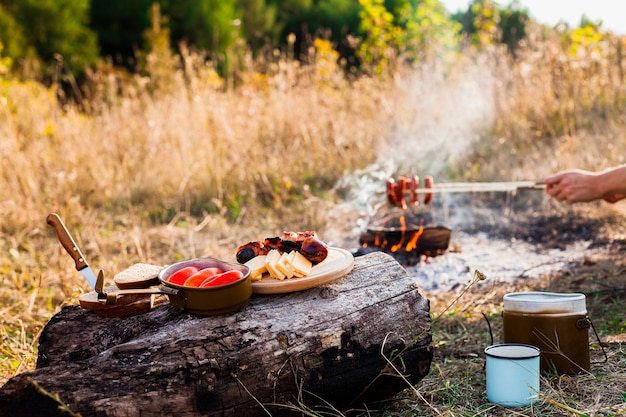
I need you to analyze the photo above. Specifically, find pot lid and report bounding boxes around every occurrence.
[503,291,586,314]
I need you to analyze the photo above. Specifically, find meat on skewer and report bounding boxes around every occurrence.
[395,176,408,209]
[386,178,398,206]
[424,175,434,205]
[408,175,419,206]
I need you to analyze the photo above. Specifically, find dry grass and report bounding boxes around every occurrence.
[1,22,626,415]
[394,254,626,417]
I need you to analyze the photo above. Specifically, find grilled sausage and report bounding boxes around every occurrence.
[386,178,397,206]
[236,235,328,265]
[395,176,407,209]
[299,236,328,265]
[424,175,434,205]
[408,176,419,205]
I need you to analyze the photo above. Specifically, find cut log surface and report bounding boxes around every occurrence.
[0,252,432,417]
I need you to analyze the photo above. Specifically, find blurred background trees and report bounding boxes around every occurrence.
[0,0,604,86]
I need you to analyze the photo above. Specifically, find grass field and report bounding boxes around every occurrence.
[1,21,626,415]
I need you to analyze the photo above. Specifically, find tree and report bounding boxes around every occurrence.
[0,5,28,64]
[165,0,240,58]
[8,0,99,75]
[499,3,529,56]
[453,0,530,55]
[358,0,461,73]
[89,0,151,65]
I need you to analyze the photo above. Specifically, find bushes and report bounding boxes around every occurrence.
[0,0,98,77]
[0,0,543,82]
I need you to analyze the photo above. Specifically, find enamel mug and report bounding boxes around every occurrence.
[485,343,540,406]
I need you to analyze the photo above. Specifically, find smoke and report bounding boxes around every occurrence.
[335,57,499,229]
[381,58,498,175]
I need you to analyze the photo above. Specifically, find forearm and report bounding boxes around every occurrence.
[597,165,626,198]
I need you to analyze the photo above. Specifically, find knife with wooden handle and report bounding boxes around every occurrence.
[47,213,98,290]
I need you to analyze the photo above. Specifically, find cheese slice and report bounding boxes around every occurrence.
[265,249,286,280]
[275,251,295,279]
[244,255,268,281]
[258,249,315,280]
[288,250,313,277]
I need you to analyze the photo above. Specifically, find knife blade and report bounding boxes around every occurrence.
[47,213,98,290]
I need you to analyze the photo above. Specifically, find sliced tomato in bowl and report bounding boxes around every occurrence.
[183,267,223,287]
[200,270,244,287]
[167,266,200,285]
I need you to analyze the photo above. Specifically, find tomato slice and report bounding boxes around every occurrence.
[199,270,244,287]
[167,266,199,285]
[183,267,222,287]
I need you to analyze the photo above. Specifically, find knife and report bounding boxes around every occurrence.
[47,213,98,290]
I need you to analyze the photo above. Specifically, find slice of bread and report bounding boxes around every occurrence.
[113,263,163,289]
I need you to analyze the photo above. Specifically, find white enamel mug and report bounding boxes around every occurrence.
[485,343,540,406]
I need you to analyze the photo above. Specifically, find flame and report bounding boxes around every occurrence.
[369,214,425,254]
[389,215,407,252]
[404,225,424,252]
[358,202,450,265]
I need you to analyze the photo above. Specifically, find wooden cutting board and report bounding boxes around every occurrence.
[250,247,354,294]
[78,263,166,317]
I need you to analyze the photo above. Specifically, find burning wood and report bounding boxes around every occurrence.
[355,175,455,265]
[357,210,452,266]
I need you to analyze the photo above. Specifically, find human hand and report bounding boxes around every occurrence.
[544,169,602,204]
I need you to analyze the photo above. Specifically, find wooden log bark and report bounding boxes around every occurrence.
[0,252,432,417]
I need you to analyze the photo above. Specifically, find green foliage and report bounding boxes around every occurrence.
[5,0,99,75]
[236,0,281,49]
[470,0,500,46]
[0,0,542,82]
[499,2,529,55]
[165,0,241,58]
[297,0,363,62]
[394,0,461,60]
[455,0,529,54]
[358,0,460,73]
[0,43,10,76]
[90,0,242,72]
[0,7,28,64]
[89,0,151,64]
[567,24,603,57]
[139,3,181,93]
[357,0,397,73]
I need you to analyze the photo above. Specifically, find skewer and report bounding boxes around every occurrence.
[403,180,546,194]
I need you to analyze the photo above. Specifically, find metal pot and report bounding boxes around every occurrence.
[159,258,251,315]
[106,258,251,316]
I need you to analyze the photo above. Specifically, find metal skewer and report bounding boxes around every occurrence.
[404,180,546,194]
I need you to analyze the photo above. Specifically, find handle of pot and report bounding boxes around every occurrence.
[109,287,168,296]
[158,285,179,297]
[100,286,179,304]
[578,316,608,365]
[157,285,185,309]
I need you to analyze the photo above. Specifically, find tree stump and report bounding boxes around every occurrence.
[0,252,432,417]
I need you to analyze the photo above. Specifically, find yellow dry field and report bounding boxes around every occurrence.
[1,24,626,415]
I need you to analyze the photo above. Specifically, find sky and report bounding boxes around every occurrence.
[441,0,626,34]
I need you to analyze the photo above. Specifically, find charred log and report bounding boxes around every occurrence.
[0,252,432,417]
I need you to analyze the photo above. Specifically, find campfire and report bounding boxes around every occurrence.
[355,175,452,265]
